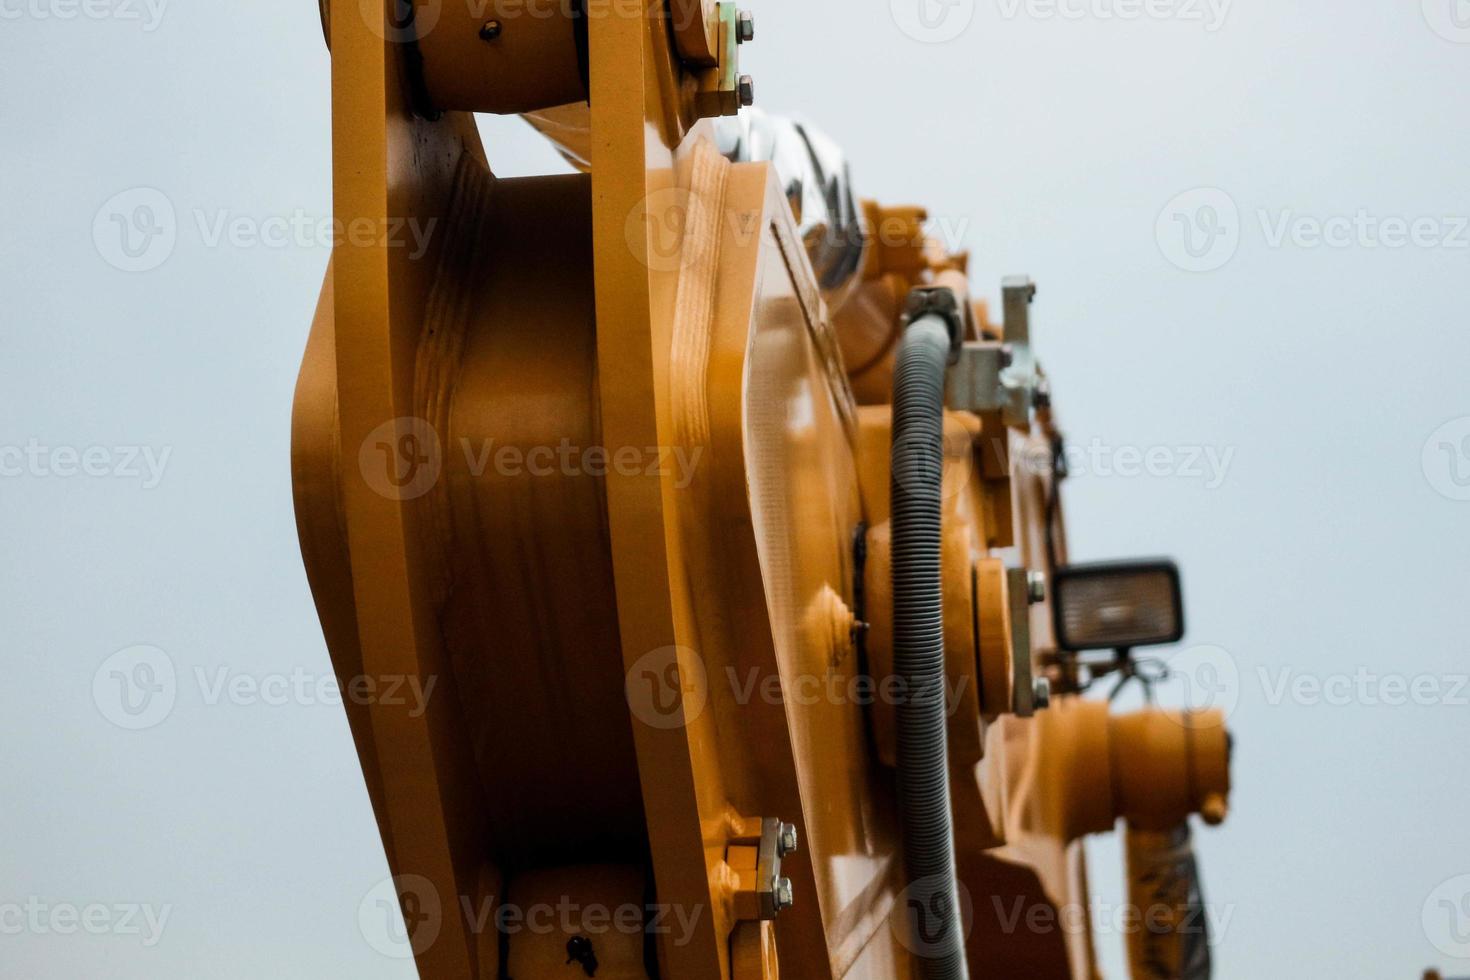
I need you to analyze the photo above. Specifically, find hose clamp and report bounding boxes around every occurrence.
[901,286,966,363]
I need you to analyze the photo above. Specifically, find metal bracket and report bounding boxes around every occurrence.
[1006,566,1045,716]
[946,275,1040,428]
[693,4,753,118]
[727,817,798,920]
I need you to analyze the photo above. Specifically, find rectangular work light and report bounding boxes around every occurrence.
[1052,560,1184,652]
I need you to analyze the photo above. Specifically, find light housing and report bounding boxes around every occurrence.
[1052,560,1184,652]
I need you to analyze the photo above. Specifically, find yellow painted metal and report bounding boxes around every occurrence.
[412,0,586,114]
[294,3,1234,978]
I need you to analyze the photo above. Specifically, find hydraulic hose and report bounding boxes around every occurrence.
[891,310,969,980]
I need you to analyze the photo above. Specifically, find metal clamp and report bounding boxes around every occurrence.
[727,817,799,920]
[755,817,797,918]
[946,275,1041,428]
[902,286,966,362]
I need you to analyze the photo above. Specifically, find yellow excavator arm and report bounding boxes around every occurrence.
[291,3,1233,977]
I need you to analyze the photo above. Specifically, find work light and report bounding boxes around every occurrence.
[1052,560,1184,652]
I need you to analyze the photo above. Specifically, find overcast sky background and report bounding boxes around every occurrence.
[3,0,1469,977]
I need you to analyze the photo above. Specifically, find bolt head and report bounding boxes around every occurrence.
[1033,677,1052,710]
[774,877,794,913]
[1026,570,1047,605]
[777,822,799,857]
[479,20,502,41]
[736,10,755,43]
[737,75,755,108]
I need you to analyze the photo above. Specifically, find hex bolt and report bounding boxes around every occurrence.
[1033,677,1052,710]
[479,20,502,41]
[737,75,755,107]
[1026,570,1047,605]
[774,877,794,913]
[736,10,755,43]
[777,822,799,857]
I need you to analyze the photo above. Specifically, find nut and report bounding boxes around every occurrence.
[777,822,799,857]
[774,877,794,913]
[1033,677,1052,710]
[736,10,755,43]
[737,75,755,108]
[1027,570,1046,605]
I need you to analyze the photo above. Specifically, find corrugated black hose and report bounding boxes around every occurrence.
[890,309,970,980]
